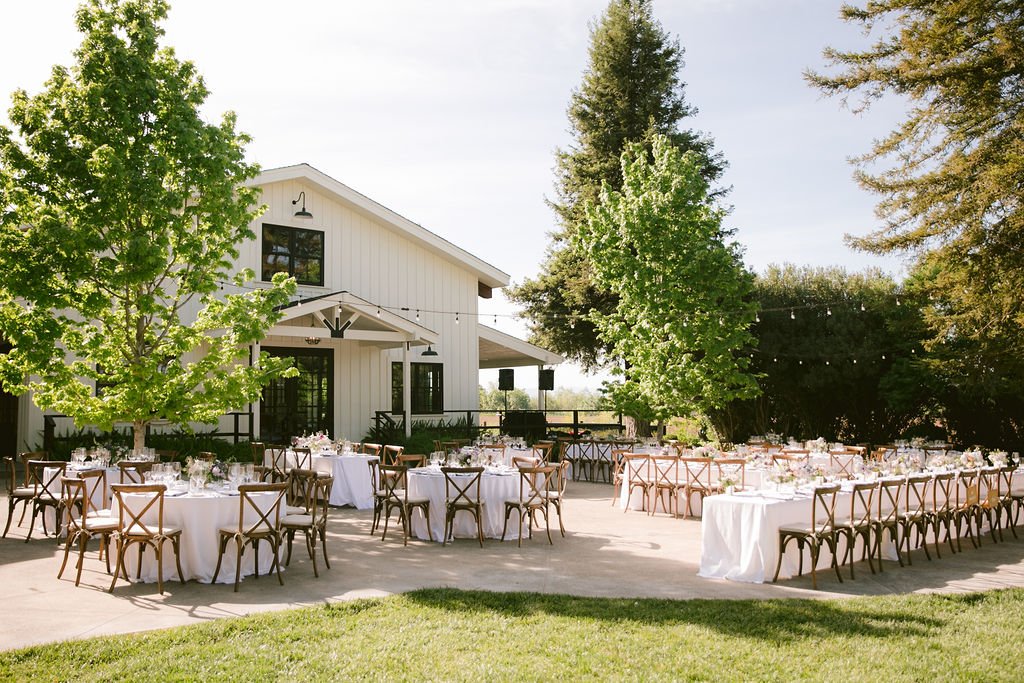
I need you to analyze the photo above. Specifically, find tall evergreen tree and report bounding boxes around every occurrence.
[807,1,1024,386]
[508,0,724,371]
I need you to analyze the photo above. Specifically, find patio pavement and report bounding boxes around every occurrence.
[2,481,1024,652]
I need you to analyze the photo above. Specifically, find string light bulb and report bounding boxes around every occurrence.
[376,306,381,318]
[860,303,866,312]
[455,312,460,325]
[755,313,760,323]
[826,307,832,316]
[790,310,796,320]
[415,309,420,322]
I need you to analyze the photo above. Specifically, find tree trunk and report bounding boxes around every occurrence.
[133,420,146,454]
[624,415,653,439]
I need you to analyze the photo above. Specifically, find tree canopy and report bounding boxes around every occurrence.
[807,0,1024,384]
[708,265,932,444]
[575,136,757,421]
[508,0,724,371]
[0,0,296,450]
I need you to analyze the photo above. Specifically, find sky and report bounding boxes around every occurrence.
[0,0,911,393]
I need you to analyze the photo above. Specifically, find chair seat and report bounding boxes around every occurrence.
[87,509,113,518]
[779,523,832,535]
[505,497,543,506]
[217,525,277,536]
[282,513,313,527]
[83,518,119,532]
[123,524,181,537]
[12,486,37,497]
[285,505,306,516]
[394,495,430,505]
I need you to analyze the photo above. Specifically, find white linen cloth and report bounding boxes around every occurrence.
[618,460,768,513]
[311,453,378,509]
[266,450,379,509]
[405,467,525,542]
[699,484,899,583]
[109,489,279,584]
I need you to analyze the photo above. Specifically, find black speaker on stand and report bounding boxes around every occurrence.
[498,369,514,411]
[538,368,554,391]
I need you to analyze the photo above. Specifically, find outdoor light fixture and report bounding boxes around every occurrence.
[305,317,321,345]
[292,191,313,219]
[421,345,438,357]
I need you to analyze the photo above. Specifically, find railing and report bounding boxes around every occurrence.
[42,411,255,453]
[372,409,623,440]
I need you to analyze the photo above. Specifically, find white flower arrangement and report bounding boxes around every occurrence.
[960,449,983,468]
[807,437,828,453]
[294,431,332,451]
[988,450,1008,467]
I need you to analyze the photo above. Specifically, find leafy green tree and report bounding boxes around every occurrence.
[478,383,533,411]
[807,1,1024,391]
[708,266,933,443]
[0,0,296,452]
[508,0,724,371]
[575,136,757,422]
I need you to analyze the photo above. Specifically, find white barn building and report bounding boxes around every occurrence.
[0,163,561,454]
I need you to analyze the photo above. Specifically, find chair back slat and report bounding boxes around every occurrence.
[29,460,66,499]
[111,484,166,537]
[810,483,842,532]
[714,458,746,489]
[441,466,483,508]
[876,478,902,524]
[849,481,876,527]
[237,482,287,536]
[680,457,712,489]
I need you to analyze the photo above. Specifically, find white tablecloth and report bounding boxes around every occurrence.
[618,460,768,513]
[110,489,279,584]
[266,450,378,510]
[405,467,525,542]
[311,454,378,509]
[699,484,897,583]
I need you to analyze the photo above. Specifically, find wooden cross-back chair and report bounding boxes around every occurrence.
[213,482,288,592]
[442,466,485,547]
[26,460,65,542]
[772,483,843,590]
[502,464,554,547]
[58,476,117,586]
[108,484,184,595]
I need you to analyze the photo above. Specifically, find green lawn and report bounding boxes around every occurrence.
[2,588,1021,681]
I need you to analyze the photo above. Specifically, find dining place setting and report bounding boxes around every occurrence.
[695,440,1022,588]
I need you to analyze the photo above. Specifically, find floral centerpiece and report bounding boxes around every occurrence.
[807,437,827,453]
[692,445,718,459]
[988,450,1008,467]
[765,432,783,446]
[294,431,333,452]
[719,472,740,493]
[889,453,921,475]
[186,457,229,486]
[960,449,983,469]
[927,452,952,470]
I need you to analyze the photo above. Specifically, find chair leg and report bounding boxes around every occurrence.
[213,534,228,584]
[772,534,789,583]
[74,533,89,587]
[233,536,244,592]
[174,537,185,585]
[320,526,330,568]
[57,530,75,581]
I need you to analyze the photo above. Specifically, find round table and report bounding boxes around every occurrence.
[109,487,280,584]
[406,467,525,542]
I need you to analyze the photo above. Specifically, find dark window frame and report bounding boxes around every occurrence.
[391,361,444,415]
[261,223,325,287]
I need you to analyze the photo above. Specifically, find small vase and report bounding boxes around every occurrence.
[725,485,735,496]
